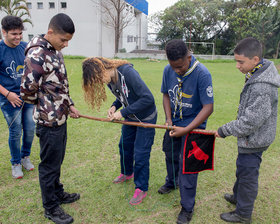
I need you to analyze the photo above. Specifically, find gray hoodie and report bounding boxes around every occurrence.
[218,59,280,153]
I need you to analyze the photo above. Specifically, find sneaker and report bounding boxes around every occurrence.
[21,156,34,171]
[113,173,134,183]
[58,192,80,204]
[12,164,23,179]
[224,193,237,205]
[129,188,147,205]
[220,211,251,223]
[44,206,73,224]
[177,207,193,224]
[158,184,178,194]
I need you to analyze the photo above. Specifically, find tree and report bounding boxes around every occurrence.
[92,0,136,54]
[0,0,32,25]
[155,0,230,52]
[228,5,280,57]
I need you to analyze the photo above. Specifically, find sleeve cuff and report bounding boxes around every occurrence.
[218,127,226,138]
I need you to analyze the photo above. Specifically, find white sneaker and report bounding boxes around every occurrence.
[12,164,23,179]
[21,156,34,171]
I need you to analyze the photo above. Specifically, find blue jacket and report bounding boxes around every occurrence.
[108,64,156,121]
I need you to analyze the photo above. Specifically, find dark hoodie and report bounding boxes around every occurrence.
[20,35,73,127]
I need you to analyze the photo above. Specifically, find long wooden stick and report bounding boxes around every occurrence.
[80,114,216,135]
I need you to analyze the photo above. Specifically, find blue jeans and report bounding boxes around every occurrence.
[119,115,157,192]
[0,101,35,165]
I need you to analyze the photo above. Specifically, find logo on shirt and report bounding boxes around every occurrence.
[6,61,24,79]
[206,86,213,97]
[168,85,193,108]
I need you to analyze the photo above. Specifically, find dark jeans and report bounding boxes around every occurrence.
[162,130,181,188]
[119,115,157,192]
[179,135,198,212]
[233,152,263,218]
[36,123,67,210]
[162,131,199,212]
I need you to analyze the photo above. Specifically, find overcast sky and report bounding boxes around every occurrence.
[148,0,179,14]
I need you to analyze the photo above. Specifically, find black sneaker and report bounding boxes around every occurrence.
[44,206,74,224]
[58,192,80,204]
[224,193,237,205]
[220,211,251,223]
[176,207,193,224]
[158,185,178,194]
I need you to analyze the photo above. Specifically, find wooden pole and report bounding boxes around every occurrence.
[79,114,216,135]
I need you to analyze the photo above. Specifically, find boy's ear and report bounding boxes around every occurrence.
[2,29,7,36]
[46,28,54,36]
[253,56,261,65]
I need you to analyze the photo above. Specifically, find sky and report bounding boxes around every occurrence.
[148,0,179,15]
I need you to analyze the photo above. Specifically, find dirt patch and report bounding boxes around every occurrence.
[276,64,280,71]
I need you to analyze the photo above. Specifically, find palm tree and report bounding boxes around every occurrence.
[0,0,32,25]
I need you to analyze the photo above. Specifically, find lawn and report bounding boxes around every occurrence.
[0,58,279,224]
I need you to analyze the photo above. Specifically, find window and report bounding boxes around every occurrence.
[49,2,55,9]
[28,34,34,41]
[61,2,67,8]
[27,2,32,9]
[127,35,133,43]
[37,2,43,9]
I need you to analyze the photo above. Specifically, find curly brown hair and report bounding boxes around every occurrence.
[82,57,128,110]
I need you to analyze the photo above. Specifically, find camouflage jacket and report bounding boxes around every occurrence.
[20,35,74,127]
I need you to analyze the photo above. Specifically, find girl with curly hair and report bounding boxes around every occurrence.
[82,57,157,205]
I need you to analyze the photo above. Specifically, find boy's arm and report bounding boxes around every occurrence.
[163,93,172,126]
[170,103,213,137]
[20,53,44,104]
[0,84,23,107]
[217,84,272,138]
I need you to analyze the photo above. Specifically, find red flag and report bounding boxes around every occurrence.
[183,131,215,174]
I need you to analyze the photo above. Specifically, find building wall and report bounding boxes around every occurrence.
[0,0,148,58]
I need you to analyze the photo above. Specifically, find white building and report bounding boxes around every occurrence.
[2,0,149,57]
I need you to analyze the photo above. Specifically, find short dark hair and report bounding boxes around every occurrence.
[1,15,24,32]
[234,37,262,59]
[165,39,188,61]
[48,13,75,34]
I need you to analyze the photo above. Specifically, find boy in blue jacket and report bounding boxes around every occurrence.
[82,57,157,205]
[216,37,280,223]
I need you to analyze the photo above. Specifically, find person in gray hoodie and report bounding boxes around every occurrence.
[215,37,280,224]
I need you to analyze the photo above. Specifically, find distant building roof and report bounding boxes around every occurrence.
[125,0,148,15]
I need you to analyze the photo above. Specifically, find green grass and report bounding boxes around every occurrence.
[0,59,279,224]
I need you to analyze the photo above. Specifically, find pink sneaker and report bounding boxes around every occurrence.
[113,173,134,183]
[129,188,147,205]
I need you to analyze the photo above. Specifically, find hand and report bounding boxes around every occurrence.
[165,118,173,126]
[109,111,123,121]
[107,106,116,118]
[7,92,22,108]
[169,126,188,137]
[214,131,221,138]
[69,105,80,118]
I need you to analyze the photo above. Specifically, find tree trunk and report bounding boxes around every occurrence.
[275,40,280,59]
[115,27,119,54]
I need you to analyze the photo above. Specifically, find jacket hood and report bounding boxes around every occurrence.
[25,35,55,55]
[248,59,280,88]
